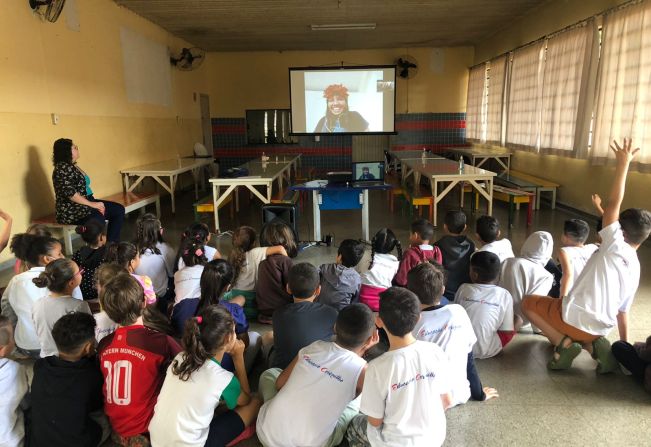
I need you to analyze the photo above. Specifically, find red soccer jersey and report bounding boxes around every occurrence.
[98,325,181,437]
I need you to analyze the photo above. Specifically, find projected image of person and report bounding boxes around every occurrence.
[314,84,369,133]
[358,167,375,180]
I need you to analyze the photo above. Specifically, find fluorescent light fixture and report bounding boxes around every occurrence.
[311,23,376,31]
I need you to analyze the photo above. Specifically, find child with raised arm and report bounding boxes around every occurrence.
[434,210,476,302]
[523,139,651,372]
[346,287,452,447]
[408,262,497,405]
[557,219,598,298]
[475,215,514,262]
[393,218,442,287]
[149,305,261,447]
[457,252,516,359]
[319,239,365,310]
[0,316,29,447]
[257,304,378,447]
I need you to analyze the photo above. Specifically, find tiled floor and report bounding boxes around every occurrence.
[7,183,651,446]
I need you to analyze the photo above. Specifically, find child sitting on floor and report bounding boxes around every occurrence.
[408,262,497,404]
[359,228,402,311]
[475,215,514,263]
[13,223,49,274]
[523,139,651,372]
[173,238,207,304]
[393,218,442,287]
[93,263,122,343]
[30,312,105,447]
[98,273,181,445]
[0,316,29,447]
[176,222,220,270]
[346,287,452,447]
[106,241,157,305]
[612,335,651,392]
[72,220,108,301]
[435,210,476,302]
[319,239,365,311]
[134,213,176,305]
[557,219,598,298]
[149,305,261,447]
[257,304,378,447]
[457,251,516,359]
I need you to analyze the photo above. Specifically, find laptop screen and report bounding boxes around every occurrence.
[352,161,385,182]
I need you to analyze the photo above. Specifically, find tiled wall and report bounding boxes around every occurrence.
[212,112,466,173]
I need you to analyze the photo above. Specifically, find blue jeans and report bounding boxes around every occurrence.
[77,195,125,242]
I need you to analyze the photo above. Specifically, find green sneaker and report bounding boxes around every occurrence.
[592,337,619,374]
[547,337,582,370]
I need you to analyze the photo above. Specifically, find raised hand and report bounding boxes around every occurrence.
[610,138,640,165]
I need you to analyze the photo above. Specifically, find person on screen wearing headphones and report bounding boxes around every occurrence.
[314,84,369,133]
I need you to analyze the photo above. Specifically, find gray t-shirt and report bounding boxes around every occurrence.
[32,296,91,357]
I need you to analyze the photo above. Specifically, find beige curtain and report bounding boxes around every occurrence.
[485,56,507,144]
[540,21,597,156]
[505,42,545,150]
[593,2,651,172]
[466,64,487,141]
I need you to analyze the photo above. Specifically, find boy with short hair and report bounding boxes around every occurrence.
[98,272,181,445]
[257,304,379,447]
[557,219,598,298]
[434,210,476,302]
[319,239,365,310]
[408,263,497,405]
[457,252,516,359]
[0,316,28,447]
[393,219,442,287]
[30,312,105,447]
[475,215,514,263]
[346,287,452,447]
[523,139,651,372]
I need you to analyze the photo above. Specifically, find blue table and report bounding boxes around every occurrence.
[291,181,392,242]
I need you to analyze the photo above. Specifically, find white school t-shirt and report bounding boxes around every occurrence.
[231,247,268,291]
[149,353,238,447]
[177,245,218,271]
[94,311,118,343]
[1,267,47,350]
[0,358,28,447]
[559,244,598,292]
[136,243,176,296]
[412,304,476,407]
[562,221,640,336]
[257,341,366,447]
[478,239,515,263]
[456,283,514,359]
[32,295,92,357]
[361,341,451,447]
[361,253,400,289]
[174,265,205,304]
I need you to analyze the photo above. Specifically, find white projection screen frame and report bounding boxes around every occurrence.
[289,65,396,135]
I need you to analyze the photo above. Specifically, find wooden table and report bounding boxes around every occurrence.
[445,146,513,173]
[401,158,496,225]
[388,150,444,173]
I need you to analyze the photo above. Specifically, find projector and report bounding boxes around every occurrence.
[326,171,352,185]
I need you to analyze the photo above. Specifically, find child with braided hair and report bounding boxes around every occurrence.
[133,213,175,301]
[174,237,208,304]
[72,220,108,301]
[106,242,157,305]
[359,228,402,311]
[176,222,220,270]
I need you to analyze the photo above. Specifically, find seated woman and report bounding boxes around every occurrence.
[313,84,369,133]
[51,138,125,242]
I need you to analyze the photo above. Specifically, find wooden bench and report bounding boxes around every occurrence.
[33,191,160,255]
[508,170,560,209]
[404,183,433,221]
[384,173,405,213]
[271,188,300,205]
[194,194,234,221]
[474,185,534,228]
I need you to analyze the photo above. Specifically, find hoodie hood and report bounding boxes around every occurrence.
[520,231,553,266]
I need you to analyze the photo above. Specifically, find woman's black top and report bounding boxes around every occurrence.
[52,162,91,224]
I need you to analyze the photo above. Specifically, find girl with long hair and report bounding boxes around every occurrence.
[359,228,402,311]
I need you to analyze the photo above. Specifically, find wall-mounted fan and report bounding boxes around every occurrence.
[170,47,206,71]
[396,55,419,79]
[29,0,66,23]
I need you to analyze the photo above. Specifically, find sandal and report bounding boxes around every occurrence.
[591,337,619,374]
[547,336,582,370]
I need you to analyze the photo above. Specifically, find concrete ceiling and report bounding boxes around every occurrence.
[114,0,549,52]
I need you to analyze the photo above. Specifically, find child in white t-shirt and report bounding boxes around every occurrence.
[360,228,402,311]
[176,222,220,270]
[475,215,514,263]
[93,263,122,343]
[346,287,452,447]
[408,262,497,405]
[557,219,598,298]
[457,251,516,359]
[174,239,208,304]
[257,304,378,447]
[498,231,553,328]
[0,316,29,447]
[134,213,176,300]
[523,139,651,372]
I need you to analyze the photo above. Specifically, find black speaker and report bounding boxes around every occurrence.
[261,203,299,241]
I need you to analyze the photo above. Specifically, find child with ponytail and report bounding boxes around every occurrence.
[1,233,65,357]
[359,228,402,311]
[174,237,208,304]
[176,222,220,270]
[72,220,108,301]
[149,305,261,447]
[134,213,175,300]
[105,241,157,305]
[32,258,92,357]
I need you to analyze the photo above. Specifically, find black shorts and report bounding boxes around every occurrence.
[205,409,245,447]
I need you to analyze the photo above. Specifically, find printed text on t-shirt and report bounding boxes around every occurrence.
[303,355,344,383]
[391,372,436,391]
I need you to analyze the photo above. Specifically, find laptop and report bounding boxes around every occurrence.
[352,161,385,187]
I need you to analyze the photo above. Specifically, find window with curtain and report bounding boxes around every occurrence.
[505,42,545,150]
[540,21,596,156]
[485,56,507,144]
[465,64,487,141]
[592,2,651,172]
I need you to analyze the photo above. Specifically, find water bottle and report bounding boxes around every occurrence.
[459,157,465,172]
[421,148,427,160]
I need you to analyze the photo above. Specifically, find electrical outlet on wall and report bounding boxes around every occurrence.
[51,114,60,125]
